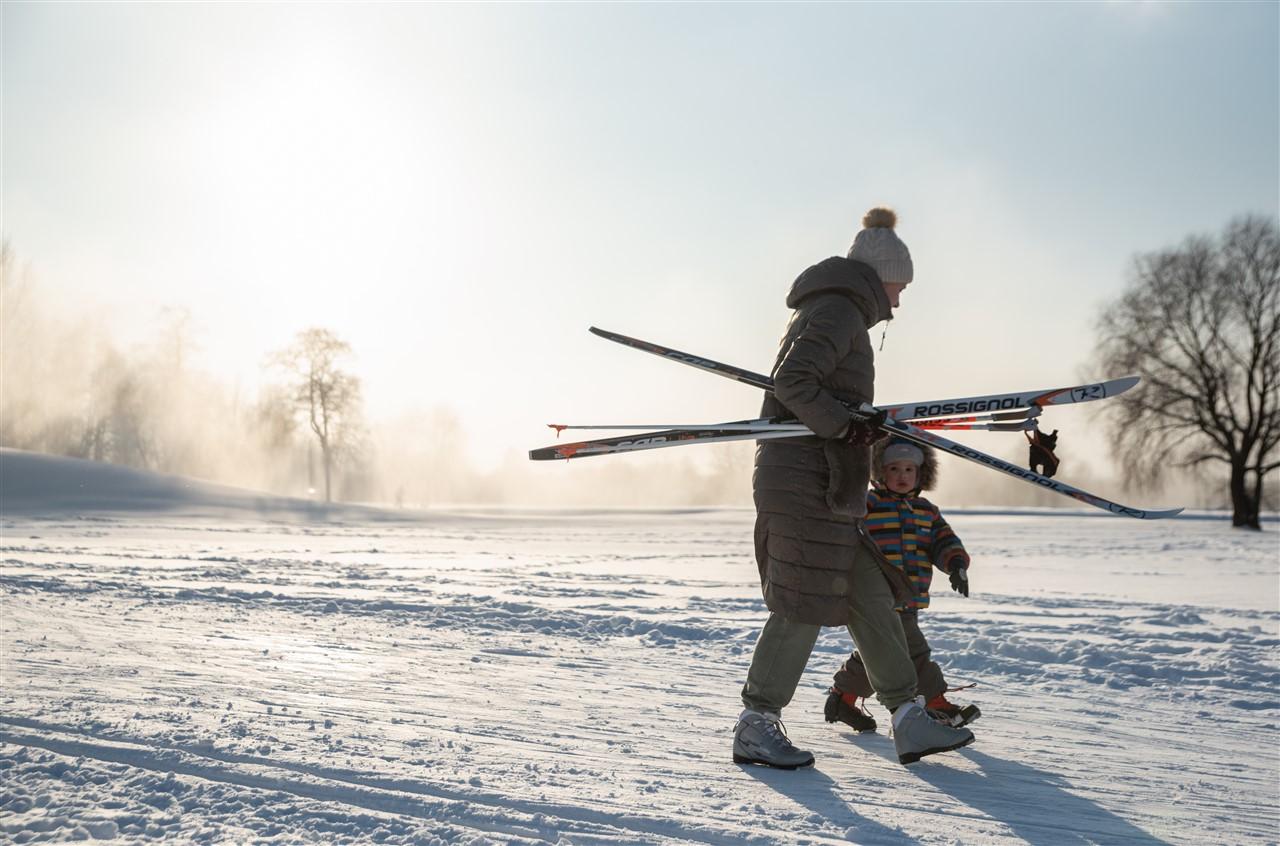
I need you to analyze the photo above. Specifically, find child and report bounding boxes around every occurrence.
[823,437,981,732]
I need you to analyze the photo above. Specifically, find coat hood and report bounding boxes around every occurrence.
[786,257,892,328]
[872,438,939,492]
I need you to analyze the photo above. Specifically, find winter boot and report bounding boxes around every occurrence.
[926,692,981,728]
[732,709,815,770]
[823,688,877,732]
[891,697,974,765]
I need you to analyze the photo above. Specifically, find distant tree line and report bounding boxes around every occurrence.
[0,241,758,509]
[0,243,369,502]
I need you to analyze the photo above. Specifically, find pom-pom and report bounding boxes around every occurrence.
[862,207,897,230]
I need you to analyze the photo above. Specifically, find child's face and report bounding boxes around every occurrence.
[883,460,919,494]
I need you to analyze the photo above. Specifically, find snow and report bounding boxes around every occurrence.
[2,449,1278,844]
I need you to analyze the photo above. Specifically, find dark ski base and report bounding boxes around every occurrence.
[732,752,816,771]
[898,734,976,766]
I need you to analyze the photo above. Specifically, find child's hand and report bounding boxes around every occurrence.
[949,567,969,598]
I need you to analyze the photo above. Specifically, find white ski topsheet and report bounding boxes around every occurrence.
[1,453,1276,845]
[880,375,1140,420]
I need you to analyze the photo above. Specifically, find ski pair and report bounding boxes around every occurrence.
[533,327,1121,456]
[530,328,1182,520]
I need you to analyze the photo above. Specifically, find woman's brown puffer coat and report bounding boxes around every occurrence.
[753,256,908,625]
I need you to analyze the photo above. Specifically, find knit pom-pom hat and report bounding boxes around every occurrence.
[847,206,913,285]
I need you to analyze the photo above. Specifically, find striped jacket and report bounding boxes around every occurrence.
[864,486,969,611]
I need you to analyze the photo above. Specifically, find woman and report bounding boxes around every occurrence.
[733,207,976,768]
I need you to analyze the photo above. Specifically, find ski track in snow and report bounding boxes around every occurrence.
[1,509,1277,845]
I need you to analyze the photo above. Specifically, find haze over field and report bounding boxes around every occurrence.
[1,451,1277,843]
[3,8,1277,840]
[3,2,1277,508]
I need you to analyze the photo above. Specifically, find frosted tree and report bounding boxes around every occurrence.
[273,328,363,502]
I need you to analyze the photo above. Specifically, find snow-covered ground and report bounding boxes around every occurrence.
[1,450,1277,844]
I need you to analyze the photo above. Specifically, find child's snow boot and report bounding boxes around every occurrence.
[926,692,981,728]
[823,687,877,732]
[891,696,974,765]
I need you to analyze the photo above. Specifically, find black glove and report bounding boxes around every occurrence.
[843,409,888,446]
[949,567,969,598]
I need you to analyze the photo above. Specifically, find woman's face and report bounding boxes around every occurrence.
[883,282,908,308]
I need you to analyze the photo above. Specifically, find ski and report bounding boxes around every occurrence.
[916,420,1037,432]
[547,419,806,434]
[588,327,1140,420]
[588,326,771,392]
[534,411,1035,460]
[570,328,1180,519]
[550,406,1038,433]
[909,407,1040,425]
[531,415,1037,462]
[879,413,1182,519]
[529,426,807,461]
[546,418,1035,435]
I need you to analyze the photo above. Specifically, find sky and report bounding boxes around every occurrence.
[3,1,1278,484]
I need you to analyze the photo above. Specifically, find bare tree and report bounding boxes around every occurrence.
[272,328,363,502]
[1094,215,1279,529]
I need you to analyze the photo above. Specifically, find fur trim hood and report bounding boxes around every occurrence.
[872,438,939,492]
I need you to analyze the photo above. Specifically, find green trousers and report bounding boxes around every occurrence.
[833,609,947,703]
[740,538,918,714]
